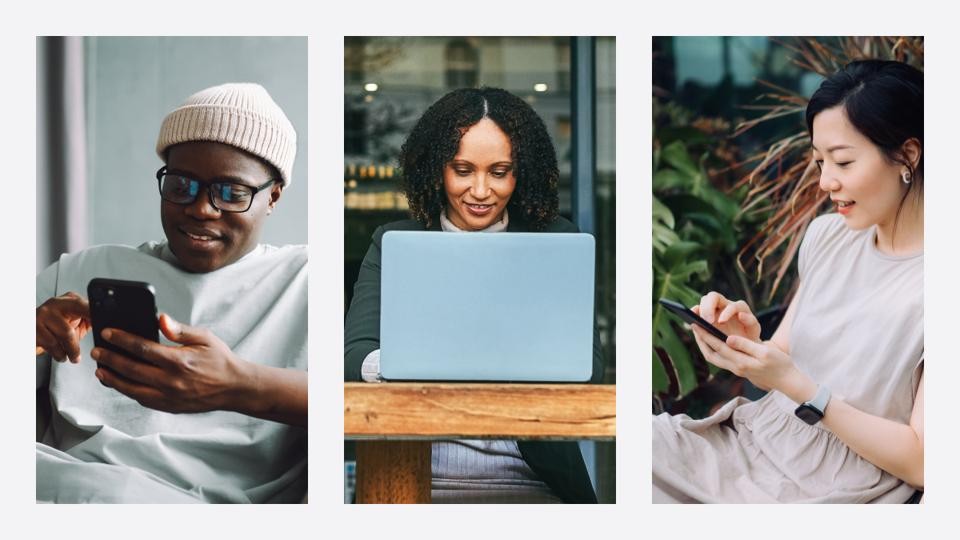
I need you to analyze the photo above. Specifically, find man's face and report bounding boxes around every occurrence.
[160,141,282,273]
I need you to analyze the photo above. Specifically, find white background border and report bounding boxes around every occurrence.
[3,0,954,538]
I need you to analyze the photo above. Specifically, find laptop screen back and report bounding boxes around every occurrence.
[380,231,595,382]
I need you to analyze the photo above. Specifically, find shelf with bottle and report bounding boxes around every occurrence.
[344,162,409,211]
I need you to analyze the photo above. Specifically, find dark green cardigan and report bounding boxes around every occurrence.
[344,215,603,504]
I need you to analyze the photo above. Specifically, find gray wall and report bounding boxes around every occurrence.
[85,36,307,248]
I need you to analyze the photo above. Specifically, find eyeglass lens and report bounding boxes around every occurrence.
[160,174,254,211]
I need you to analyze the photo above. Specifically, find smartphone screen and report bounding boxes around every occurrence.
[88,278,160,357]
[658,298,729,342]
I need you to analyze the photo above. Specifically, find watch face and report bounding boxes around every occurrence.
[795,404,823,425]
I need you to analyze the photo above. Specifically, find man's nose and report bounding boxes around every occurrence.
[184,187,221,219]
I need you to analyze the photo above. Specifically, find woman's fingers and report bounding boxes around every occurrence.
[725,335,767,358]
[694,325,764,378]
[718,300,749,324]
[692,325,733,372]
[699,292,729,323]
[737,311,762,336]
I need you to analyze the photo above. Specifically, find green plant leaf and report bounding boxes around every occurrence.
[653,169,689,191]
[652,348,669,394]
[661,241,701,270]
[653,196,675,229]
[653,196,680,254]
[661,141,700,178]
[653,311,698,396]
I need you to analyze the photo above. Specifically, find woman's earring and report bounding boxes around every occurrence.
[901,171,912,184]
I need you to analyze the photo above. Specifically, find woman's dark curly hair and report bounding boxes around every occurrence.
[398,87,559,230]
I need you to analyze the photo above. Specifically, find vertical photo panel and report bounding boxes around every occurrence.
[651,36,923,503]
[35,36,308,503]
[343,36,616,504]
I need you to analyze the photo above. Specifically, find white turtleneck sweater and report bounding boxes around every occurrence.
[359,210,562,503]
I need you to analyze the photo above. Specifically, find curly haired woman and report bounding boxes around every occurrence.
[345,87,603,503]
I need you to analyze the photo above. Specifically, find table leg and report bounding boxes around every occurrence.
[355,440,431,503]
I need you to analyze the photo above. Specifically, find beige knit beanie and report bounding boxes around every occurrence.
[156,83,297,186]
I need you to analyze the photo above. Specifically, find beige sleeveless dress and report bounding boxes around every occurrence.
[653,214,923,503]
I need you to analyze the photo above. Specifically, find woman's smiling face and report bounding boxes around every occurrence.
[442,118,516,231]
[812,105,911,231]
[161,141,281,273]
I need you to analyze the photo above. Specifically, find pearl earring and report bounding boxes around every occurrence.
[901,171,912,184]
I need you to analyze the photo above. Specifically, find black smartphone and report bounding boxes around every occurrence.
[658,298,729,342]
[87,278,160,357]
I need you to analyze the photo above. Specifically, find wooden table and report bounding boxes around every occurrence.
[344,382,616,503]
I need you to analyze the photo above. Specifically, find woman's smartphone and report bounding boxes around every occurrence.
[658,298,729,342]
[87,278,160,357]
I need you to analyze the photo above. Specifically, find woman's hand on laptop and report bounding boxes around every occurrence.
[694,292,761,342]
[36,292,91,363]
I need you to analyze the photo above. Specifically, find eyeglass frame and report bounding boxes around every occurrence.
[155,166,278,213]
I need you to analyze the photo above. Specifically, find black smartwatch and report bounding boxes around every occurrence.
[794,385,831,425]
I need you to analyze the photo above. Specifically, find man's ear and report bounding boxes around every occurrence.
[268,183,284,212]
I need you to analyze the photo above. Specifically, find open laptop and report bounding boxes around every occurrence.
[379,231,595,382]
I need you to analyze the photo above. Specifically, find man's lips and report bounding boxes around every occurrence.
[178,226,223,243]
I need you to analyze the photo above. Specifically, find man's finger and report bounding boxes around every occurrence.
[159,313,209,346]
[54,293,91,319]
[42,319,78,362]
[101,328,173,366]
[95,366,165,406]
[91,347,167,387]
[36,325,65,361]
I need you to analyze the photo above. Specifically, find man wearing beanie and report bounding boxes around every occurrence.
[35,83,307,503]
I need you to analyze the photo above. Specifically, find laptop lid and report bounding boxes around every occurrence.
[380,231,595,382]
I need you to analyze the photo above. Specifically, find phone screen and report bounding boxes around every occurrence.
[88,278,160,356]
[658,298,729,342]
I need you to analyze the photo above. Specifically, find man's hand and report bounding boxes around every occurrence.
[36,292,91,363]
[90,313,251,414]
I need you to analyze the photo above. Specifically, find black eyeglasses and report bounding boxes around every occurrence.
[156,167,277,213]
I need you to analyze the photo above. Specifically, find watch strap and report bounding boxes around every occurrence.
[805,385,831,416]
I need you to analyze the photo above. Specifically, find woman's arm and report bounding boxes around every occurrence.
[345,227,386,382]
[768,289,799,355]
[819,372,923,488]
